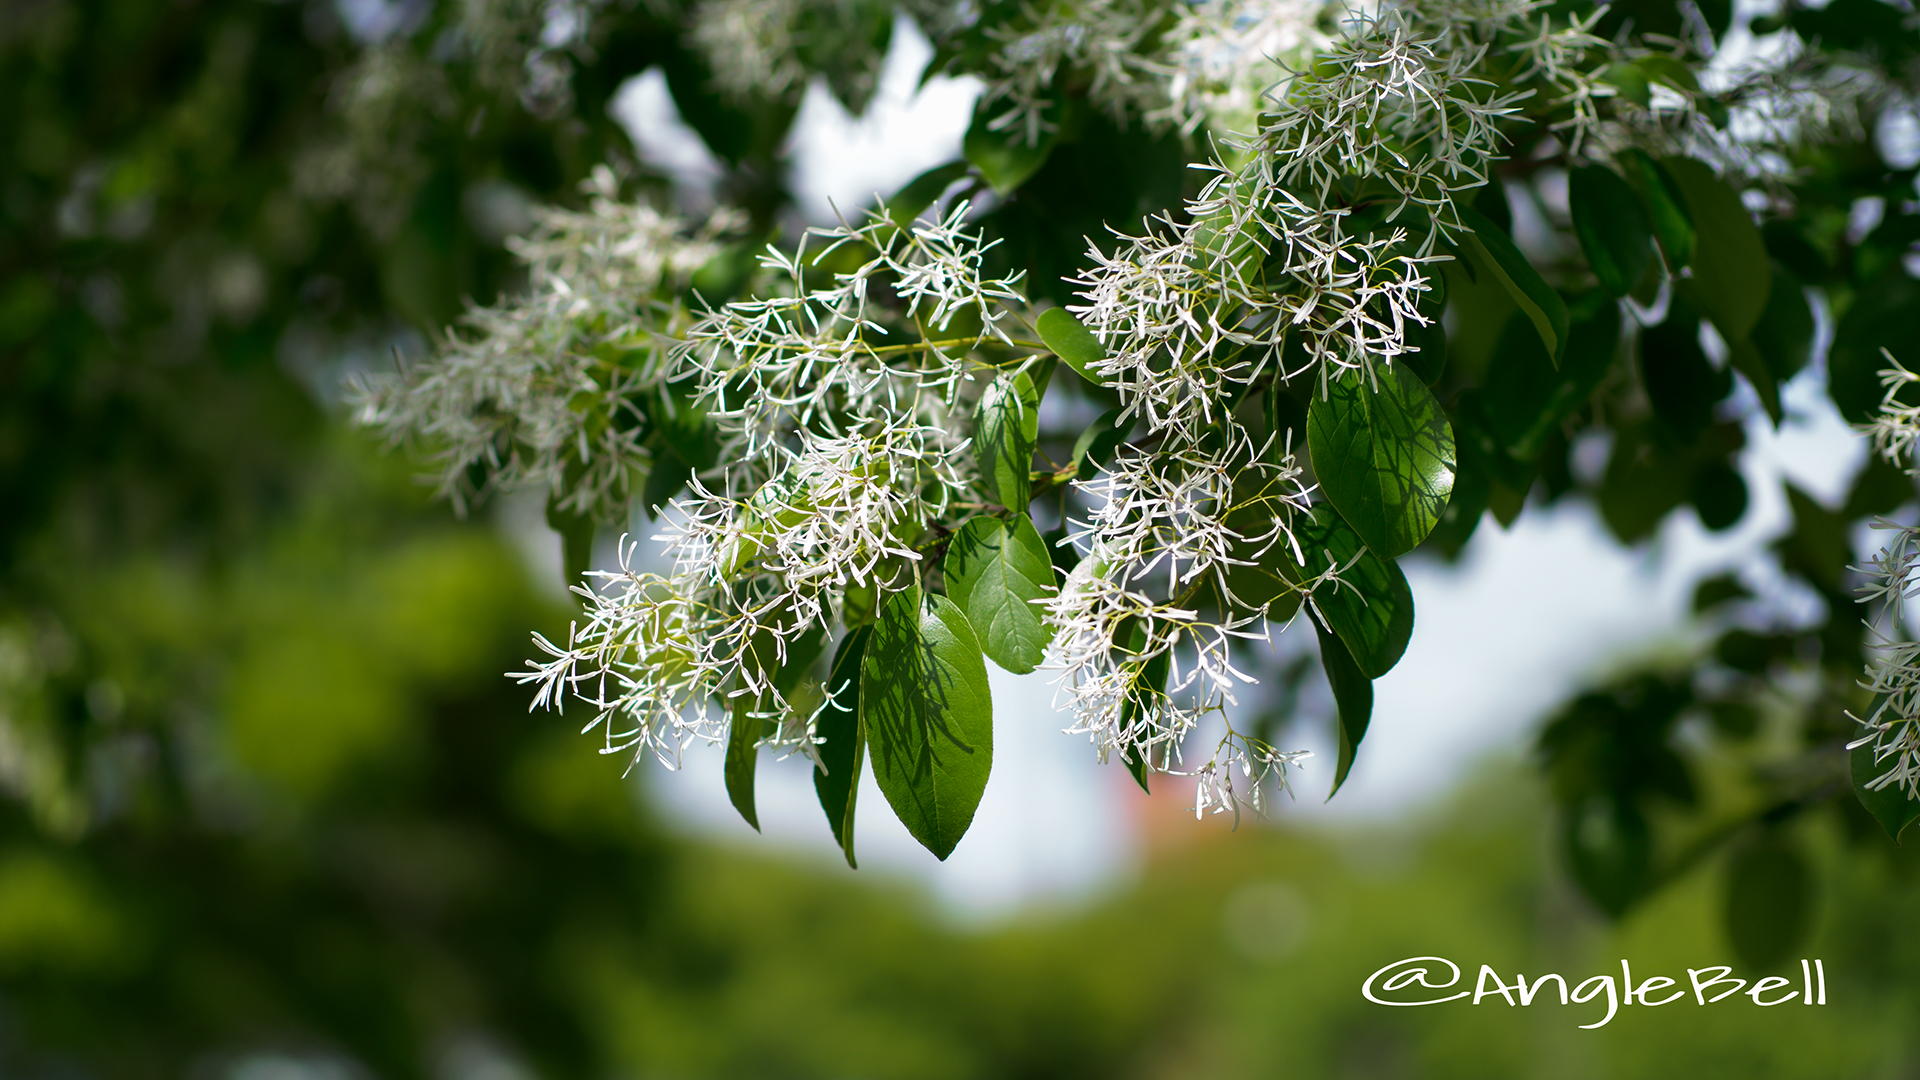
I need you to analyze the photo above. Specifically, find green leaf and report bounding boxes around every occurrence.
[1853,736,1920,842]
[1312,612,1373,799]
[943,515,1056,674]
[1663,157,1771,340]
[1829,269,1920,424]
[1569,165,1654,298]
[814,626,872,867]
[1294,506,1415,679]
[1117,645,1171,795]
[1306,362,1457,559]
[974,371,1039,511]
[1638,55,1701,94]
[1750,265,1813,384]
[544,495,596,587]
[1037,307,1108,386]
[1601,61,1651,108]
[724,692,763,832]
[773,624,827,697]
[1071,406,1131,480]
[963,104,1056,194]
[1457,204,1570,366]
[884,160,970,228]
[863,584,995,860]
[1724,830,1812,970]
[1619,149,1694,270]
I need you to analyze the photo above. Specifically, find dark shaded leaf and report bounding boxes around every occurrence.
[1724,830,1813,970]
[1570,165,1654,297]
[1830,268,1920,423]
[1294,506,1415,679]
[1664,156,1771,340]
[814,626,872,867]
[1853,735,1920,842]
[725,692,764,832]
[1619,149,1694,270]
[1313,612,1373,799]
[1457,205,1570,365]
[1071,406,1131,480]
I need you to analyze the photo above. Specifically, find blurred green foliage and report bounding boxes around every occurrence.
[7,0,1920,1074]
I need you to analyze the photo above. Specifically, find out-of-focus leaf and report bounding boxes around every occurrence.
[1570,165,1654,297]
[1619,149,1694,270]
[964,104,1056,194]
[1724,830,1813,970]
[1664,157,1770,340]
[1830,269,1920,423]
[1071,406,1131,480]
[1457,205,1569,365]
[885,160,971,228]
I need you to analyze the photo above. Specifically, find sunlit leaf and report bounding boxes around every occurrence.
[975,371,1038,511]
[964,104,1055,194]
[863,584,994,860]
[943,515,1055,674]
[1307,362,1456,559]
[1037,307,1108,386]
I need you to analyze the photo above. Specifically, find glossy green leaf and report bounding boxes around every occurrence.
[943,515,1055,674]
[724,692,763,832]
[1294,506,1415,679]
[963,104,1055,194]
[1853,736,1920,842]
[1117,646,1171,795]
[813,626,871,867]
[1569,165,1653,298]
[1639,55,1701,93]
[1619,149,1694,270]
[863,584,994,860]
[1037,307,1109,386]
[1072,406,1131,480]
[1306,362,1457,559]
[1724,830,1812,970]
[975,371,1039,511]
[1313,612,1373,799]
[1457,205,1569,366]
[1663,157,1770,340]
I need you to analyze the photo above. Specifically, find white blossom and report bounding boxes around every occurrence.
[1851,352,1920,804]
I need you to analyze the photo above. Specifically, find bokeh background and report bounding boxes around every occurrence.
[5,1,1920,1077]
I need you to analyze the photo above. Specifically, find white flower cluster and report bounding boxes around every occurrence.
[1851,353,1920,804]
[1037,3,1606,814]
[352,167,738,521]
[688,0,813,102]
[951,0,1333,144]
[517,205,1023,768]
